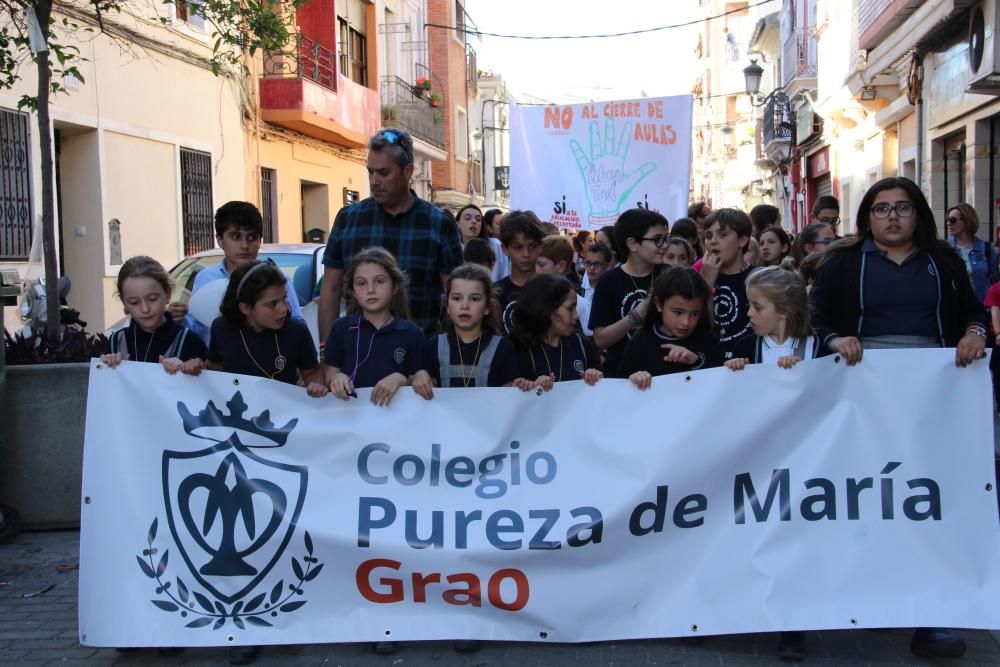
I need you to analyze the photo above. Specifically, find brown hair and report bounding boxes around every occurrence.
[444,263,501,334]
[946,203,980,236]
[745,265,814,338]
[219,259,287,324]
[539,236,574,268]
[344,247,411,320]
[115,256,172,302]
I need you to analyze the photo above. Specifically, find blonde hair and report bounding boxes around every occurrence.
[745,265,813,338]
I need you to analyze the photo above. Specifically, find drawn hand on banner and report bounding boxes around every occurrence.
[570,119,656,225]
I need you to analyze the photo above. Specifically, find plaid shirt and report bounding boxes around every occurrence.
[323,192,463,331]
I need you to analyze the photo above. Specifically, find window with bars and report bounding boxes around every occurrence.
[261,167,277,243]
[0,108,33,261]
[179,148,214,256]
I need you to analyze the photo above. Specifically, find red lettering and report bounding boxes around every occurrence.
[443,573,482,607]
[411,571,441,603]
[487,568,530,611]
[356,558,404,603]
[544,106,561,128]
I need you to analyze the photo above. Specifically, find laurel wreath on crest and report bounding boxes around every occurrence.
[136,518,324,629]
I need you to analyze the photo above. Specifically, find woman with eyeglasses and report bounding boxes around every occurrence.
[811,176,986,370]
[946,203,999,302]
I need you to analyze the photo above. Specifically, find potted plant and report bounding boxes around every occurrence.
[429,92,442,107]
[433,109,444,124]
[413,76,432,98]
[381,105,398,124]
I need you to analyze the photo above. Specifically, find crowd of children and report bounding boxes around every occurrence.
[101,179,988,662]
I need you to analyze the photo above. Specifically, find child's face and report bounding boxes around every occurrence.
[803,225,836,255]
[549,291,579,338]
[351,262,396,316]
[628,224,668,267]
[747,286,785,338]
[447,278,488,333]
[504,233,541,275]
[704,222,747,266]
[240,284,289,331]
[584,250,611,283]
[759,231,788,265]
[458,209,482,242]
[662,243,691,268]
[122,276,170,332]
[218,226,261,268]
[657,294,702,338]
[535,256,565,276]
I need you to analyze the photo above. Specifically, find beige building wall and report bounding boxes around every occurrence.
[1,6,246,332]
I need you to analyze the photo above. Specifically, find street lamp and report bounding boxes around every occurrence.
[743,58,784,107]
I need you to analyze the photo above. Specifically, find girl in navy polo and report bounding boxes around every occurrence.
[412,263,518,398]
[101,256,207,373]
[325,247,423,406]
[511,273,603,392]
[206,260,328,396]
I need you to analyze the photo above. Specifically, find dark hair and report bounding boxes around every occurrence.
[456,204,487,240]
[499,210,545,246]
[749,204,780,238]
[597,225,619,261]
[540,222,561,237]
[664,237,696,265]
[614,208,669,261]
[572,230,592,253]
[463,237,495,268]
[792,222,831,264]
[759,225,791,265]
[115,255,172,303]
[688,202,710,220]
[540,236,574,268]
[835,177,962,275]
[797,251,827,283]
[669,217,702,257]
[643,266,712,333]
[344,247,411,320]
[215,201,263,238]
[445,263,501,335]
[511,273,575,348]
[705,208,752,252]
[368,127,414,168]
[812,195,840,217]
[586,241,613,264]
[220,260,287,324]
[483,208,504,233]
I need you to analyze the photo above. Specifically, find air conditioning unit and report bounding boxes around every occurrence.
[967,1,1000,94]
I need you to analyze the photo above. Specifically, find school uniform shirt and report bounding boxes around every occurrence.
[618,326,723,378]
[730,334,825,365]
[108,318,207,363]
[494,276,525,336]
[325,314,423,388]
[208,317,318,385]
[587,266,653,376]
[420,332,519,388]
[516,333,602,383]
[712,266,755,359]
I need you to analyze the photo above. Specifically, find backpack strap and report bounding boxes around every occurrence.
[164,328,189,359]
[792,336,807,361]
[110,328,127,356]
[474,335,501,386]
[437,334,452,386]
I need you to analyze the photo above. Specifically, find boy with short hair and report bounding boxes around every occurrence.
[494,210,545,335]
[811,195,841,235]
[536,236,592,335]
[170,201,304,344]
[582,242,614,301]
[701,208,754,358]
[588,208,669,377]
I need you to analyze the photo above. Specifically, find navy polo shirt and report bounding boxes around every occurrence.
[325,314,423,388]
[420,332,519,387]
[860,239,939,338]
[516,333,601,382]
[110,318,207,363]
[208,317,319,385]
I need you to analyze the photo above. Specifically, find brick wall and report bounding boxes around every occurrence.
[427,0,470,193]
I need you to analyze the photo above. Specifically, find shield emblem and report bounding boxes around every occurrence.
[162,434,307,604]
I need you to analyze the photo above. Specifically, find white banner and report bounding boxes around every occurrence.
[509,95,693,229]
[79,350,1000,647]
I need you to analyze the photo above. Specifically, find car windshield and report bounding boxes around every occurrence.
[171,252,315,306]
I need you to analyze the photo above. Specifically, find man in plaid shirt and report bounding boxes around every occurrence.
[318,128,463,338]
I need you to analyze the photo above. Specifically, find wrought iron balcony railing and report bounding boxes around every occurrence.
[763,91,794,148]
[263,34,336,92]
[379,75,445,149]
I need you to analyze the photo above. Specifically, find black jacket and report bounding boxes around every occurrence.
[809,242,986,347]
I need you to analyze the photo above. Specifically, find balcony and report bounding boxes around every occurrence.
[260,34,379,149]
[859,0,925,51]
[781,29,817,89]
[762,92,794,163]
[379,76,445,149]
[466,45,478,90]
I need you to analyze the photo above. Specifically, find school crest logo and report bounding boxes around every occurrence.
[136,392,323,630]
[393,347,406,364]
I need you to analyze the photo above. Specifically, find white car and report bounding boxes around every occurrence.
[109,244,326,351]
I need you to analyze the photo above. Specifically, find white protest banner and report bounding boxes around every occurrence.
[79,350,1000,648]
[509,96,692,229]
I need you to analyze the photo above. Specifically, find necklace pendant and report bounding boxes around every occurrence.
[274,355,287,371]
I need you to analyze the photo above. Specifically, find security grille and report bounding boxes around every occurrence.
[0,108,33,260]
[180,148,214,256]
[261,167,277,243]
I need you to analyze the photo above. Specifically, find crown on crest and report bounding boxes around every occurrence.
[177,392,297,447]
